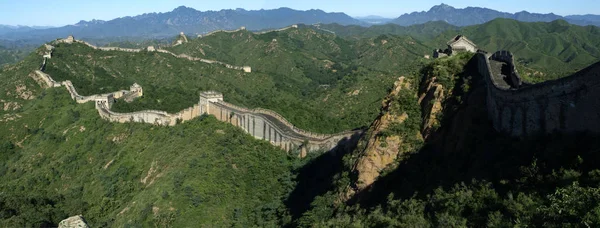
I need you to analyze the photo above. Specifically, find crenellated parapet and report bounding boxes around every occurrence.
[477,50,600,136]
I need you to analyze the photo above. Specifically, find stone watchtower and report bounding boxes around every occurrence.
[433,35,478,58]
[65,35,75,44]
[199,91,224,115]
[446,35,478,54]
[130,83,143,97]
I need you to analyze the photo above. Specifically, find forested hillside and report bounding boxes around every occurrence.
[0,46,33,67]
[1,19,600,227]
[296,53,600,227]
[44,27,431,133]
[320,19,600,81]
[0,52,305,227]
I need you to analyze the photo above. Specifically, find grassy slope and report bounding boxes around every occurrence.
[0,56,302,226]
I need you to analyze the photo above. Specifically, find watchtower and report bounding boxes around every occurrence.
[65,35,75,44]
[130,83,143,97]
[199,91,224,115]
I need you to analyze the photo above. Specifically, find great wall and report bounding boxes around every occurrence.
[55,35,252,73]
[477,50,600,137]
[197,24,300,38]
[35,35,360,154]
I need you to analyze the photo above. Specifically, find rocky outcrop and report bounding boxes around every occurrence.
[343,76,414,200]
[58,215,89,228]
[418,76,445,140]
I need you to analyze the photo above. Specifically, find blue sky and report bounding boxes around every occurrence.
[0,0,597,26]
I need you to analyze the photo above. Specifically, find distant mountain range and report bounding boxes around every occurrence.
[0,4,598,46]
[0,6,364,42]
[354,15,394,24]
[391,4,600,27]
[0,25,55,35]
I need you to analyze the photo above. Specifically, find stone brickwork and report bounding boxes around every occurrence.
[434,35,477,58]
[477,50,600,136]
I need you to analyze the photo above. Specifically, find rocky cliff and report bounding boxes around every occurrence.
[342,76,423,200]
[340,53,475,202]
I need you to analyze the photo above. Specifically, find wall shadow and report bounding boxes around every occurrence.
[284,130,364,220]
[348,55,600,212]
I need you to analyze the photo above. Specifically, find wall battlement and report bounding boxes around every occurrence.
[477,50,600,136]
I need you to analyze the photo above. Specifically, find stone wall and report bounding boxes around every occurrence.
[478,51,600,136]
[34,70,61,88]
[33,42,356,153]
[199,93,360,152]
[96,102,177,126]
[53,36,250,73]
[198,25,299,37]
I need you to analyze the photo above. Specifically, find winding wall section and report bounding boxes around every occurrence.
[34,39,358,153]
[53,36,251,73]
[477,50,600,136]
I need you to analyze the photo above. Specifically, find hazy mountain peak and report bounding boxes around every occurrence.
[75,19,106,27]
[431,3,455,11]
[173,5,195,12]
[392,4,598,27]
[0,6,364,41]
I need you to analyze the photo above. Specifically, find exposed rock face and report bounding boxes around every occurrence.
[418,76,445,140]
[343,76,412,200]
[58,215,89,228]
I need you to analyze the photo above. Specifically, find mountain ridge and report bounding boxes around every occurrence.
[0,6,365,43]
[391,3,600,27]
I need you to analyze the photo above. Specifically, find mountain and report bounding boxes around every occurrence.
[566,14,600,23]
[354,15,394,24]
[0,25,55,35]
[0,6,365,43]
[391,3,600,27]
[312,21,459,39]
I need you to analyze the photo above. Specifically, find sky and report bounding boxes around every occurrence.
[0,0,598,26]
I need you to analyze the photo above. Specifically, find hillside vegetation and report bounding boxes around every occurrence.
[44,28,430,133]
[321,19,600,81]
[296,53,600,227]
[0,55,305,227]
[445,19,600,82]
[0,46,33,67]
[1,19,600,227]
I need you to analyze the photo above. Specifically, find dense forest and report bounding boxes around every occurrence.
[1,18,599,227]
